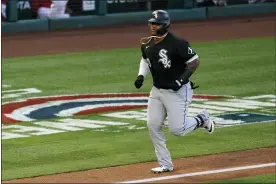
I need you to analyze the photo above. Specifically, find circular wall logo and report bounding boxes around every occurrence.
[2,93,228,124]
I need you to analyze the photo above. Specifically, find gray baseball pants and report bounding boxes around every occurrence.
[147,82,198,168]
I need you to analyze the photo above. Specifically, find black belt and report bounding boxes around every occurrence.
[154,81,199,90]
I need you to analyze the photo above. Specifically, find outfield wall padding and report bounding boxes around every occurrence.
[1,3,276,33]
[48,8,206,31]
[207,3,276,18]
[2,19,48,33]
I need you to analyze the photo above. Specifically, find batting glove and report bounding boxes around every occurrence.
[134,75,144,89]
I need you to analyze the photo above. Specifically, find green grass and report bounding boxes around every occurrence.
[2,37,275,103]
[208,174,276,183]
[2,122,275,180]
[2,37,276,180]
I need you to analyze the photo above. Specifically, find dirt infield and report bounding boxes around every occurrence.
[2,14,276,183]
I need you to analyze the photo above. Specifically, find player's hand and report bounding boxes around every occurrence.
[134,75,144,89]
[168,80,182,91]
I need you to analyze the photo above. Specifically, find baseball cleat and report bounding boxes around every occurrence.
[198,109,215,134]
[151,166,173,173]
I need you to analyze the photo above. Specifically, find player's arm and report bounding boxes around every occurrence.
[169,41,199,91]
[176,41,200,85]
[134,46,150,89]
[176,57,200,86]
[137,46,150,77]
[138,58,150,77]
[186,54,200,73]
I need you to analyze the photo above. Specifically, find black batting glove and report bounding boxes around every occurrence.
[190,81,199,89]
[134,75,144,89]
[168,80,183,91]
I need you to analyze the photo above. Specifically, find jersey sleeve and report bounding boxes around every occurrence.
[141,45,147,59]
[177,40,199,63]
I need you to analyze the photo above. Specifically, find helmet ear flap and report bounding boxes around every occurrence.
[156,21,170,35]
[167,21,171,28]
[164,21,170,30]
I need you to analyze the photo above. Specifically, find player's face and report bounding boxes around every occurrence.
[149,22,162,36]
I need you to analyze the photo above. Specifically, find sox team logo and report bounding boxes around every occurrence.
[158,49,171,68]
[153,12,158,18]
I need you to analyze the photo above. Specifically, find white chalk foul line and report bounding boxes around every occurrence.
[117,162,276,183]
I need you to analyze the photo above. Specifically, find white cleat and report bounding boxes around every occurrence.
[151,166,173,173]
[199,109,215,134]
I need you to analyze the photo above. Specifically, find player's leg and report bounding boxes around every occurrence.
[161,83,197,136]
[162,82,214,136]
[147,86,173,172]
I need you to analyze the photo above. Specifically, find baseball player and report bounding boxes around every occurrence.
[134,10,215,173]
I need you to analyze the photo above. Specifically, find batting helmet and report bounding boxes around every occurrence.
[148,10,170,36]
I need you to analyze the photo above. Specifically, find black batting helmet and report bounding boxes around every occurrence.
[148,10,170,36]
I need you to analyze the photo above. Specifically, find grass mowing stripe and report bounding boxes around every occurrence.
[2,122,275,180]
[2,37,275,103]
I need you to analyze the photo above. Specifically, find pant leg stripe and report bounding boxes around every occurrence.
[182,85,188,131]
